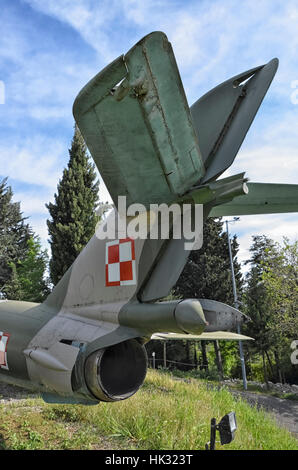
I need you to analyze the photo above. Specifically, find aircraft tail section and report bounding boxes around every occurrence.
[43,209,193,309]
[40,32,280,368]
[190,59,278,183]
[73,31,278,209]
[41,32,282,352]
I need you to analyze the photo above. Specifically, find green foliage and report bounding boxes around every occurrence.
[0,178,32,293]
[174,217,243,304]
[2,237,50,302]
[243,235,279,351]
[46,125,99,285]
[225,342,240,373]
[248,360,266,383]
[262,238,298,340]
[44,405,85,423]
[168,366,221,381]
[244,235,298,384]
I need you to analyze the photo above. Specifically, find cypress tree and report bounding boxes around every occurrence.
[0,178,32,294]
[46,125,99,286]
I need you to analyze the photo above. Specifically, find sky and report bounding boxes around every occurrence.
[0,0,298,274]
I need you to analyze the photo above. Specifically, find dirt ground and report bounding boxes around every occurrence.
[0,382,38,404]
[231,389,298,437]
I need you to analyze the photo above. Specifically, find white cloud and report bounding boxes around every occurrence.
[23,0,120,62]
[0,136,66,189]
[6,51,96,126]
[12,191,50,216]
[28,216,50,251]
[227,145,298,184]
[0,6,100,128]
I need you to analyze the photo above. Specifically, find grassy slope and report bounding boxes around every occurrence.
[0,369,297,450]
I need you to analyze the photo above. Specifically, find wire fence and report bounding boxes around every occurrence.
[148,357,201,368]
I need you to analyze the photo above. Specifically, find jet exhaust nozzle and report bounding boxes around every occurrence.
[84,339,147,402]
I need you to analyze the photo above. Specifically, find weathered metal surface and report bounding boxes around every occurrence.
[187,172,248,206]
[73,31,205,209]
[190,59,278,183]
[24,342,79,394]
[209,182,298,216]
[199,299,249,332]
[119,299,207,335]
[0,300,54,381]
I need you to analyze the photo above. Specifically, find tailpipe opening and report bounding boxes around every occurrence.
[84,339,147,402]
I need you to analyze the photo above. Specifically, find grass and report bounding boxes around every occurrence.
[0,369,297,450]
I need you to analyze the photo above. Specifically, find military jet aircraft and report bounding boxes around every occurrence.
[0,32,297,405]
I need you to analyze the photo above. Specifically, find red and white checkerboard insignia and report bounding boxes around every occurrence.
[105,238,136,287]
[0,332,10,370]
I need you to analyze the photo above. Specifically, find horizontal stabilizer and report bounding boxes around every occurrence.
[191,59,278,183]
[209,182,298,217]
[73,31,204,208]
[151,332,254,341]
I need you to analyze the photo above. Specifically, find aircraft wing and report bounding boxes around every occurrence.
[151,332,254,341]
[209,182,298,216]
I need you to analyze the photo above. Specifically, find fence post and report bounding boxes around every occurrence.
[163,342,167,368]
[152,352,155,369]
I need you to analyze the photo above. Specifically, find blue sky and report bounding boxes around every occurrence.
[0,0,298,272]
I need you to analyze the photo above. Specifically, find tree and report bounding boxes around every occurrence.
[243,235,279,385]
[46,125,100,285]
[174,217,243,304]
[0,178,32,294]
[3,237,50,303]
[261,238,298,383]
[263,239,298,339]
[242,235,298,384]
